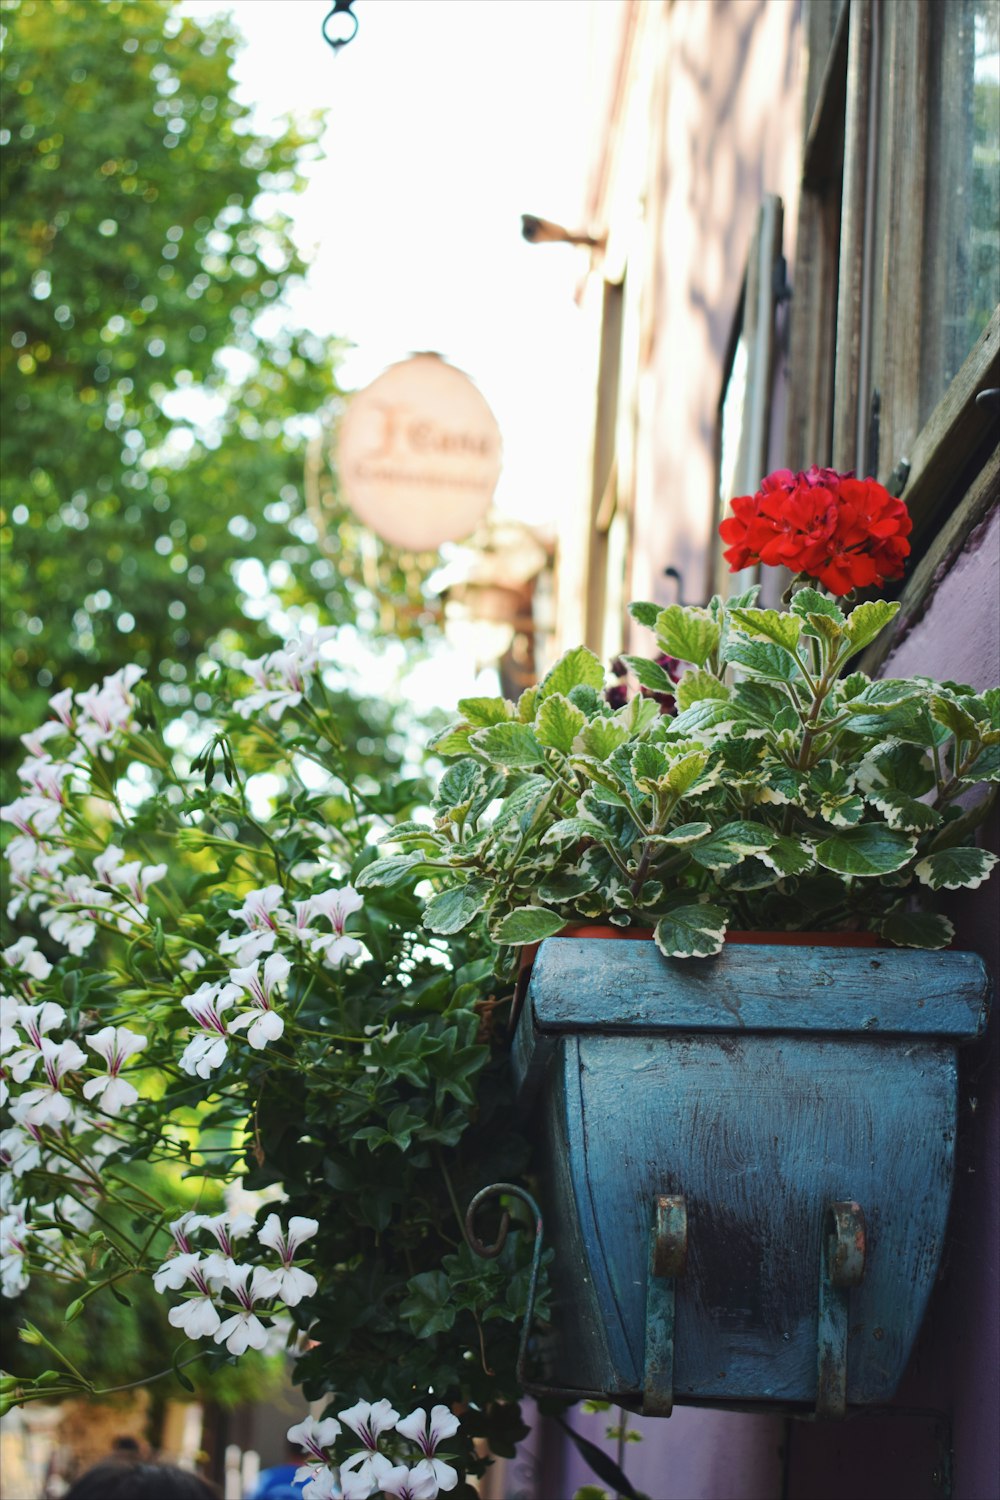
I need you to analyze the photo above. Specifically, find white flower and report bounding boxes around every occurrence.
[81,1025,147,1116]
[167,1211,199,1254]
[17,756,75,805]
[227,885,289,935]
[213,1262,272,1355]
[178,983,243,1076]
[339,1471,378,1500]
[18,1037,86,1126]
[179,949,207,973]
[93,846,167,913]
[228,953,289,1050]
[338,1399,399,1490]
[234,630,336,722]
[152,1250,206,1295]
[0,1204,30,1299]
[255,1214,318,1306]
[0,794,63,841]
[302,1469,343,1500]
[38,873,102,954]
[168,1293,222,1340]
[381,1464,441,1500]
[20,719,67,758]
[3,936,53,982]
[307,886,363,967]
[287,1415,342,1469]
[0,1124,42,1179]
[48,688,75,729]
[189,1210,256,1280]
[395,1407,459,1492]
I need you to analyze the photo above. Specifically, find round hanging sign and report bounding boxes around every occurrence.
[334,353,503,552]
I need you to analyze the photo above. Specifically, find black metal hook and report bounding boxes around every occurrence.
[322,0,359,54]
[466,1183,544,1383]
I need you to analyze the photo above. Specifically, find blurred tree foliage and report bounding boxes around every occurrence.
[0,0,434,769]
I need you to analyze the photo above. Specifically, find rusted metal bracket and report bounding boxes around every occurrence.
[465,1182,544,1386]
[642,1194,688,1417]
[816,1200,867,1418]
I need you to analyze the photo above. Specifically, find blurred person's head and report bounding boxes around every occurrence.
[65,1461,220,1500]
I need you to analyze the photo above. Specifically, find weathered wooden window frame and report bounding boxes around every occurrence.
[788,0,999,669]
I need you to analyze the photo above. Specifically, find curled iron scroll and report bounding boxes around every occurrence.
[466,1183,543,1383]
[322,1,359,54]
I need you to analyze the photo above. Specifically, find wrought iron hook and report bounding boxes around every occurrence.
[322,0,359,54]
[466,1183,544,1383]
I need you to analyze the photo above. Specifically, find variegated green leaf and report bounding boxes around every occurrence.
[653,605,720,667]
[757,835,815,876]
[843,600,900,654]
[535,693,587,753]
[728,607,802,652]
[621,655,677,694]
[813,825,913,876]
[676,670,730,713]
[470,722,546,768]
[879,910,954,949]
[423,880,490,934]
[790,588,845,629]
[538,646,605,700]
[725,640,801,682]
[356,852,430,890]
[914,847,997,890]
[689,821,775,870]
[428,721,475,756]
[628,600,660,628]
[654,903,728,958]
[493,906,566,944]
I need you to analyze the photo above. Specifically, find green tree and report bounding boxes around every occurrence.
[0,0,347,754]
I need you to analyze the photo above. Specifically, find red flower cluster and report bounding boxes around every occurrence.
[719,466,912,596]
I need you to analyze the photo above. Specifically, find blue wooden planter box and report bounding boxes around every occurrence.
[511,937,990,1417]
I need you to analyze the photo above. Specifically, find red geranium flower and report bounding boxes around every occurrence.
[719,468,911,596]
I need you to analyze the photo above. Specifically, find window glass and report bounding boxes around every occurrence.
[921,0,1000,421]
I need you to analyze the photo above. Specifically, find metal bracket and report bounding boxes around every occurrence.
[466,1183,544,1386]
[816,1200,867,1418]
[642,1194,687,1417]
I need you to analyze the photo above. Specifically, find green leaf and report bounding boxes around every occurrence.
[470,722,546,768]
[493,906,566,944]
[879,910,954,949]
[541,818,609,847]
[614,694,661,735]
[728,607,802,652]
[930,694,982,742]
[630,742,668,790]
[433,758,483,813]
[813,825,914,876]
[621,655,677,693]
[400,1271,456,1338]
[726,640,801,682]
[914,847,998,891]
[843,600,900,654]
[653,605,720,667]
[517,685,540,722]
[671,699,742,734]
[355,852,429,890]
[580,718,630,760]
[628,600,660,628]
[675,669,730,712]
[423,880,490,934]
[663,751,711,797]
[652,821,712,846]
[757,835,815,876]
[535,693,587,753]
[688,822,775,870]
[791,588,846,627]
[539,646,606,699]
[457,695,516,726]
[490,774,551,832]
[428,722,475,756]
[654,903,728,958]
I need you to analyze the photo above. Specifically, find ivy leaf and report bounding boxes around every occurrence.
[914,847,998,891]
[843,600,900,655]
[423,880,490,934]
[400,1271,456,1338]
[654,605,720,667]
[535,693,587,754]
[728,607,802,652]
[539,646,605,699]
[813,825,914,876]
[492,906,566,945]
[726,640,801,683]
[470,722,546,768]
[621,655,677,694]
[879,910,954,949]
[654,903,728,958]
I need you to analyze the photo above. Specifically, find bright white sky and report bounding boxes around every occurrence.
[181,0,595,532]
[177,0,600,709]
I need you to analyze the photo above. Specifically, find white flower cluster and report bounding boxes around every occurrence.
[151,1209,318,1354]
[1,668,166,954]
[1,939,147,1298]
[234,628,337,722]
[175,881,362,1077]
[288,1401,460,1500]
